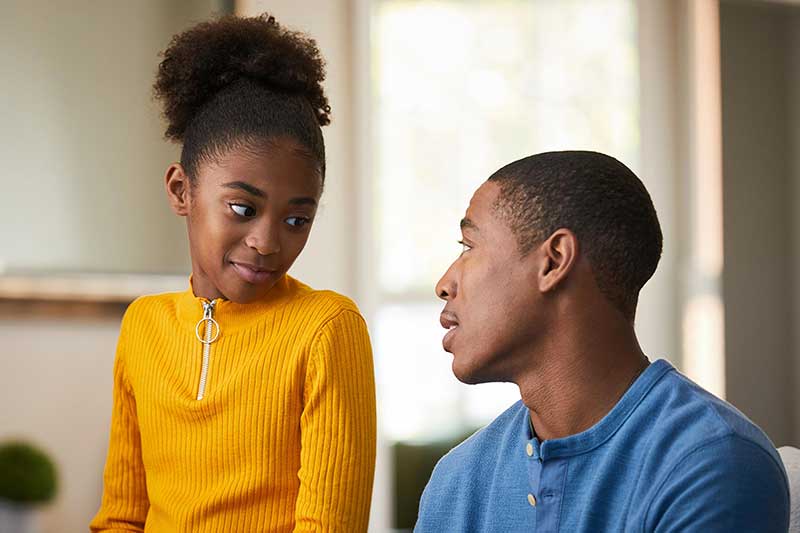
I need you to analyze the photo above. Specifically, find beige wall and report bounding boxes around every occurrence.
[0,313,122,530]
[0,1,229,275]
[720,0,798,446]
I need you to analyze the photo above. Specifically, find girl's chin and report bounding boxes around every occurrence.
[222,278,280,303]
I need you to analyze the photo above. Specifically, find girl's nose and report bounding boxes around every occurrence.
[245,221,280,256]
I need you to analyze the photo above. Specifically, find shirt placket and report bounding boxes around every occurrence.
[525,437,542,527]
[535,443,567,532]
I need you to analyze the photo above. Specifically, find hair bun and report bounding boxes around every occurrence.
[154,13,330,142]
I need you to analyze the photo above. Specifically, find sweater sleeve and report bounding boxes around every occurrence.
[644,434,790,533]
[294,309,377,532]
[89,316,149,532]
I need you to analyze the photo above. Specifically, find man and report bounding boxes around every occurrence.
[415,151,789,532]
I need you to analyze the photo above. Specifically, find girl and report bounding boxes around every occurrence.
[90,14,376,532]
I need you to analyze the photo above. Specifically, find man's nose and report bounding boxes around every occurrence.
[435,263,458,301]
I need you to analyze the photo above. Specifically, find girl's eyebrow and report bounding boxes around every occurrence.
[289,197,317,207]
[222,181,317,207]
[223,181,264,197]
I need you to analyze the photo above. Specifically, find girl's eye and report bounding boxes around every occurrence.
[230,204,255,217]
[458,240,472,254]
[285,216,311,228]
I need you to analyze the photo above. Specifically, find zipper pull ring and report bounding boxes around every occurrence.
[195,301,220,344]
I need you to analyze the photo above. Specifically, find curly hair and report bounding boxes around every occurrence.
[489,151,663,320]
[153,14,330,180]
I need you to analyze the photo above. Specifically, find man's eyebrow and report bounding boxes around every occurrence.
[460,218,479,232]
[222,181,264,198]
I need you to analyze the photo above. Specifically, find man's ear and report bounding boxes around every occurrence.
[537,228,579,293]
[165,163,190,217]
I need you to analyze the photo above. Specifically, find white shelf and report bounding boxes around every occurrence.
[0,273,188,303]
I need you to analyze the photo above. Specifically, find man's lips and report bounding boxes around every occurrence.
[440,311,459,330]
[230,261,277,284]
[440,310,460,351]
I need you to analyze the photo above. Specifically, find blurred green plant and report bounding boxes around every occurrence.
[0,441,57,504]
[393,429,478,529]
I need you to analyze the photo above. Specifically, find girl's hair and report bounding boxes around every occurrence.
[153,14,330,181]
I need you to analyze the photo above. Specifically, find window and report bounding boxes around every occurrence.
[369,0,640,443]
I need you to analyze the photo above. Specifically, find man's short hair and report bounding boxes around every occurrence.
[489,150,663,319]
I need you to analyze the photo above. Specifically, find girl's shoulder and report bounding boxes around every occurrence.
[118,290,185,328]
[274,277,370,347]
[287,275,363,322]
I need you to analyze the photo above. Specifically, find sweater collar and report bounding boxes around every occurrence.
[176,274,302,333]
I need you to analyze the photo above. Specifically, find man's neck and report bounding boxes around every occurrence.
[517,324,649,442]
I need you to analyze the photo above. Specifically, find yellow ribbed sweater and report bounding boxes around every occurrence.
[90,275,376,532]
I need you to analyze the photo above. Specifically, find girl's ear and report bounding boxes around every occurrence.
[165,163,190,216]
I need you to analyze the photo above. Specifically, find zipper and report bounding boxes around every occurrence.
[194,299,220,400]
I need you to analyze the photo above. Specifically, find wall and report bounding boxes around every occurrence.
[791,8,800,446]
[720,0,797,446]
[0,1,228,275]
[0,310,122,530]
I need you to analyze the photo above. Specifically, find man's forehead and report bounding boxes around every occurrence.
[464,181,500,224]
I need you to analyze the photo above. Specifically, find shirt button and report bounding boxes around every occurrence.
[528,493,537,507]
[526,442,534,457]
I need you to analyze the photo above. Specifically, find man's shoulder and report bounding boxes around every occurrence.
[640,378,790,531]
[429,400,527,482]
[633,363,789,528]
[646,364,778,458]
[416,400,529,532]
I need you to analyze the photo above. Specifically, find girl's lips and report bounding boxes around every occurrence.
[230,262,276,284]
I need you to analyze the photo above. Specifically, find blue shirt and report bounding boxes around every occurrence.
[415,360,789,532]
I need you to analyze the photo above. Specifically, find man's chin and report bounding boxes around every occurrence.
[451,357,487,385]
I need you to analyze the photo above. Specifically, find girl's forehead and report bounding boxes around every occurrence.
[200,144,322,195]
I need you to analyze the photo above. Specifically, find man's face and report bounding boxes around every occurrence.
[435,181,542,384]
[184,138,321,303]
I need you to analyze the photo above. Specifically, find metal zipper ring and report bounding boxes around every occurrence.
[195,317,220,344]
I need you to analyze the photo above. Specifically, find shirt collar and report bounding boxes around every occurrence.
[523,359,674,461]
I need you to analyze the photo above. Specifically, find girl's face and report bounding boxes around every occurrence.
[166,137,322,303]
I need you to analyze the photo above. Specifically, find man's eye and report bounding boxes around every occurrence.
[230,204,255,217]
[285,216,311,228]
[458,240,472,253]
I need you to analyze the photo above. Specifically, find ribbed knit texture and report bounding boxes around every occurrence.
[90,275,377,532]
